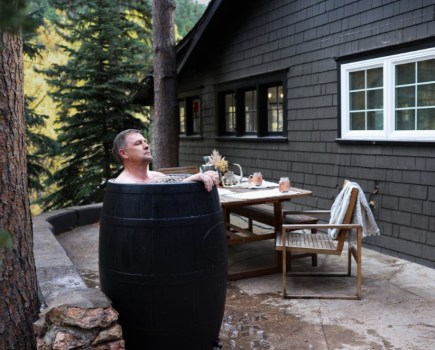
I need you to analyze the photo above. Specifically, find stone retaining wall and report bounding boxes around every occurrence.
[33,204,125,349]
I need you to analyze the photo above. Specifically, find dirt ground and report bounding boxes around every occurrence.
[56,221,435,350]
[56,223,325,349]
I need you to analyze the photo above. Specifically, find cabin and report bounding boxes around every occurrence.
[175,0,435,268]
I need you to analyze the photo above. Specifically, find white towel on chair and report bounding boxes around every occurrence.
[329,181,380,239]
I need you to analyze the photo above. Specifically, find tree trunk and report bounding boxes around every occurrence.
[0,30,39,350]
[152,0,179,170]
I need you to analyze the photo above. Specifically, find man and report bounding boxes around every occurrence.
[112,129,218,191]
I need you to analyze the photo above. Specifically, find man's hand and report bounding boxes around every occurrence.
[203,171,220,186]
[183,171,219,192]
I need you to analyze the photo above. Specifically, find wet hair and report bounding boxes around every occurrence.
[112,129,142,163]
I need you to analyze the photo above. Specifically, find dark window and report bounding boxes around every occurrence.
[244,90,257,132]
[267,85,284,132]
[179,96,201,135]
[224,92,236,132]
[217,73,286,137]
[179,100,186,134]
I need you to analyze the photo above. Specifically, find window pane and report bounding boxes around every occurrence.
[348,68,384,132]
[418,83,435,106]
[367,111,383,130]
[245,90,257,132]
[417,108,435,130]
[396,86,415,108]
[350,112,365,130]
[367,68,383,88]
[367,89,383,109]
[418,59,435,83]
[225,93,236,132]
[350,91,365,110]
[350,71,364,90]
[395,59,435,131]
[396,62,415,85]
[192,98,200,133]
[396,110,415,130]
[267,85,283,132]
[179,100,185,133]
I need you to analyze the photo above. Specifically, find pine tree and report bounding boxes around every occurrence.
[42,0,152,209]
[23,3,57,200]
[25,96,57,193]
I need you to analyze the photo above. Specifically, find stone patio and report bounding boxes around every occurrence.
[34,205,435,350]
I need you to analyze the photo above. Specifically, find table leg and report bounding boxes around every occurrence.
[225,202,283,280]
[274,202,284,272]
[223,206,230,231]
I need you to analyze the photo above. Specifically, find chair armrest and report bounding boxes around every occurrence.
[282,223,362,238]
[282,223,361,230]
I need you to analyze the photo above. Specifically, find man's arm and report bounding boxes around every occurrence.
[183,171,219,192]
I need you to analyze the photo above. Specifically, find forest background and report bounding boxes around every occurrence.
[24,0,208,214]
[1,1,210,347]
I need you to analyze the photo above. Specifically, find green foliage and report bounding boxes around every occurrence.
[0,0,38,33]
[20,0,204,210]
[174,0,207,39]
[25,96,58,193]
[40,0,152,209]
[146,0,207,40]
[23,1,58,199]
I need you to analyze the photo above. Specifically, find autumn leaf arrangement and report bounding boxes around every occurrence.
[209,149,229,174]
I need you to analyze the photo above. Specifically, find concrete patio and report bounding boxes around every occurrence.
[34,205,435,350]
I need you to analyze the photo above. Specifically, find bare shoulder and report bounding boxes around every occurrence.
[113,172,136,183]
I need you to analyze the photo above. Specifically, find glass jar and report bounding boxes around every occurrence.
[279,177,291,192]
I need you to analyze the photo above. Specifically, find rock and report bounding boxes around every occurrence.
[34,288,124,350]
[46,306,118,329]
[93,325,123,345]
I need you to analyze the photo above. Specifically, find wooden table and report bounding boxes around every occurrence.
[218,184,313,280]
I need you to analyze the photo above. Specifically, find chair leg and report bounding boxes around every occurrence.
[356,228,362,299]
[287,251,292,271]
[282,247,287,298]
[356,258,362,299]
[355,250,361,299]
[311,228,318,266]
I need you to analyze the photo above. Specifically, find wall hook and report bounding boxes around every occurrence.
[368,184,380,208]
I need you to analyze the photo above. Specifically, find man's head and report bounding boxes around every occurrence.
[112,129,152,164]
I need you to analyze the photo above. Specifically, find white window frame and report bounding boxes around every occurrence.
[341,47,435,141]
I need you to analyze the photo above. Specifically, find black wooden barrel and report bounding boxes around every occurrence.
[99,180,227,350]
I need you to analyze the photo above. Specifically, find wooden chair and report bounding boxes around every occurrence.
[275,182,363,300]
[158,165,199,175]
[229,204,319,266]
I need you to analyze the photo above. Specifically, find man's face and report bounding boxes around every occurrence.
[121,132,153,163]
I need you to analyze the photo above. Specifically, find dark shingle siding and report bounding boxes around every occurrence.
[177,0,435,267]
